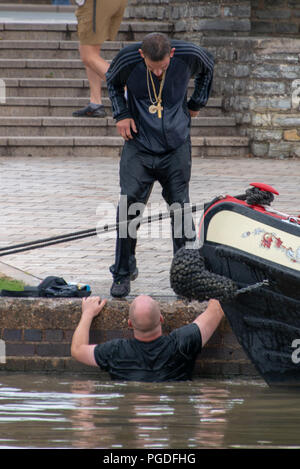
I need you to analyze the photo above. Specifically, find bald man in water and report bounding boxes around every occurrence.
[71,295,224,382]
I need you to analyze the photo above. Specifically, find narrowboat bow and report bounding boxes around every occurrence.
[170,183,300,387]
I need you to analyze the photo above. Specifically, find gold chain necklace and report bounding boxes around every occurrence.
[146,68,166,119]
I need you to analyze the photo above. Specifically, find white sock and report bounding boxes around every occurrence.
[89,102,102,109]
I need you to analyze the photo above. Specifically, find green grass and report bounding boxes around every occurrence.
[0,276,26,291]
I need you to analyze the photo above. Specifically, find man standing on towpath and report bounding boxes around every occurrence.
[105,33,214,298]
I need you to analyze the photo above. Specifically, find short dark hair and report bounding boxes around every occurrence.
[141,33,171,62]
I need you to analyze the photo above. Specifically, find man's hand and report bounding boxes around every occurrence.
[116,118,137,141]
[81,296,107,320]
[189,109,199,118]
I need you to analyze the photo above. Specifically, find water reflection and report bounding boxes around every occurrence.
[223,384,300,449]
[0,373,299,449]
[68,380,231,449]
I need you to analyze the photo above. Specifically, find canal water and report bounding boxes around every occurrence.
[0,372,299,451]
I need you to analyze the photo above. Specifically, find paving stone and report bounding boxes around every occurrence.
[0,155,299,299]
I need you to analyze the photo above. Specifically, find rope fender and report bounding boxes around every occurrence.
[170,247,238,302]
[170,247,269,303]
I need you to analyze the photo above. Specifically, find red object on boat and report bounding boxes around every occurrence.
[250,182,279,195]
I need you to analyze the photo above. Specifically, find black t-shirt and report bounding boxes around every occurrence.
[93,323,202,382]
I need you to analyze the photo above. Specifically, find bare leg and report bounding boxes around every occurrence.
[85,65,102,104]
[79,44,110,81]
[73,44,110,117]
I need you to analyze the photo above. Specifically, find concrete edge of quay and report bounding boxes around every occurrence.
[0,296,259,379]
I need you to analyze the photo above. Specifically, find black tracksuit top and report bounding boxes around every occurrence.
[106,40,214,154]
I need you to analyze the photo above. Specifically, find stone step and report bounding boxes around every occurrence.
[0,136,250,158]
[0,14,249,158]
[0,1,53,4]
[0,116,239,137]
[0,40,123,60]
[0,58,88,79]
[1,77,206,99]
[0,97,225,117]
[0,21,172,41]
[4,77,92,98]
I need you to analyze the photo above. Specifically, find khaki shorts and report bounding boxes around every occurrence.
[75,0,128,45]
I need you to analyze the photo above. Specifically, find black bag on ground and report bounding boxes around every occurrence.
[0,276,91,298]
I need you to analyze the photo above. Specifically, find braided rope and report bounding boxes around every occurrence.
[170,247,238,302]
[170,247,270,302]
[245,187,274,206]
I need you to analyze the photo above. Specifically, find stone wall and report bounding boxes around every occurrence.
[3,0,300,39]
[204,36,300,159]
[251,0,300,37]
[125,0,252,37]
[0,297,258,378]
[124,0,300,38]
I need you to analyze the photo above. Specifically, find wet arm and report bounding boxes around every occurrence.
[71,296,107,366]
[193,299,224,347]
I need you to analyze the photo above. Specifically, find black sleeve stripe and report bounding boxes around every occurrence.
[175,47,214,71]
[172,40,214,68]
[106,49,142,84]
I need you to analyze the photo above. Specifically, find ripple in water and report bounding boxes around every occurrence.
[0,373,299,449]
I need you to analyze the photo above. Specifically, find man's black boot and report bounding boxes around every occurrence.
[110,275,131,298]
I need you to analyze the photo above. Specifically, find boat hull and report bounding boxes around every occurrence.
[199,198,300,387]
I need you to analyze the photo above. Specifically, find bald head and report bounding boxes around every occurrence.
[129,295,163,339]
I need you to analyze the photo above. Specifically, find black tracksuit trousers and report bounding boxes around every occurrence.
[110,137,196,280]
